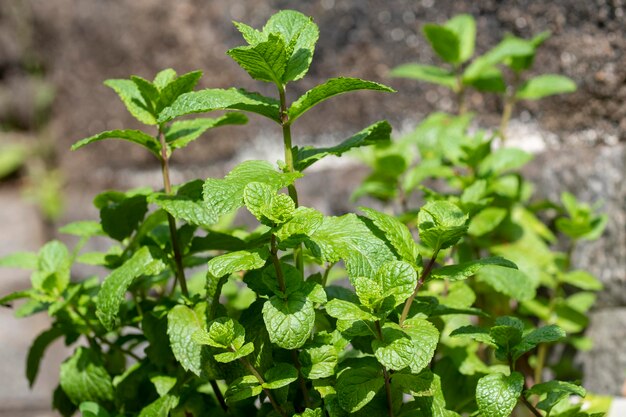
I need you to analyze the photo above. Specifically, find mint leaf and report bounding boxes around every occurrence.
[225,375,262,402]
[149,180,218,227]
[263,291,315,349]
[157,70,203,112]
[325,299,377,322]
[263,10,319,82]
[130,75,159,116]
[59,347,114,406]
[71,130,161,157]
[167,304,218,379]
[97,247,166,330]
[418,201,468,251]
[308,213,395,278]
[476,372,523,417]
[479,148,533,176]
[153,68,177,89]
[79,402,111,417]
[299,345,337,379]
[275,207,324,245]
[59,221,103,238]
[137,394,179,417]
[294,120,392,171]
[164,113,248,150]
[95,191,149,241]
[243,182,295,225]
[336,359,384,413]
[207,247,269,278]
[468,207,508,236]
[516,74,576,100]
[263,363,298,389]
[0,251,38,269]
[159,88,280,123]
[423,24,461,64]
[194,317,245,349]
[27,327,64,387]
[390,64,457,89]
[150,375,177,397]
[32,240,71,295]
[375,260,417,307]
[526,380,585,413]
[512,325,565,360]
[403,318,440,373]
[476,265,536,301]
[288,79,394,124]
[203,160,301,220]
[228,34,288,85]
[450,325,496,346]
[234,21,265,44]
[372,323,414,371]
[104,79,157,125]
[463,37,534,81]
[360,207,419,263]
[430,257,517,282]
[445,14,476,62]
[295,409,323,417]
[560,270,603,291]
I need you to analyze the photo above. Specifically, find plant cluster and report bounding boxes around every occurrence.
[0,10,608,417]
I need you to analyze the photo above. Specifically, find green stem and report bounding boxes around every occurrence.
[375,321,394,417]
[499,97,515,143]
[270,234,287,294]
[455,68,466,115]
[157,129,188,298]
[399,251,439,326]
[209,380,228,413]
[238,355,287,417]
[321,262,337,287]
[534,343,548,384]
[521,394,543,417]
[277,84,304,274]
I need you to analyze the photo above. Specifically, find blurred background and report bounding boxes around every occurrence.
[0,0,624,415]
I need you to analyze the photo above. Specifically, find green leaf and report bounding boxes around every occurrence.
[275,207,324,245]
[294,120,392,171]
[325,299,377,322]
[32,240,71,295]
[225,375,262,402]
[228,33,288,85]
[476,265,536,301]
[526,380,585,413]
[262,10,319,82]
[0,251,38,269]
[445,14,476,62]
[512,325,565,360]
[299,345,337,379]
[137,394,179,417]
[148,180,218,227]
[336,360,384,413]
[95,192,149,241]
[288,79,394,124]
[59,347,114,406]
[96,247,166,330]
[468,207,508,236]
[463,37,534,81]
[158,88,280,123]
[213,342,254,363]
[157,70,203,112]
[560,270,603,291]
[423,24,461,64]
[403,318,440,373]
[372,324,414,371]
[516,74,576,100]
[243,182,295,225]
[418,201,468,251]
[430,257,517,282]
[104,79,156,125]
[150,375,177,397]
[130,75,159,116]
[263,363,298,389]
[59,221,104,238]
[295,409,323,417]
[450,325,496,346]
[479,148,533,176]
[207,247,269,278]
[375,260,417,307]
[79,402,111,417]
[476,372,523,417]
[164,113,248,150]
[0,289,33,306]
[465,65,506,92]
[390,64,457,89]
[27,327,64,387]
[234,21,265,44]
[361,207,420,266]
[153,68,177,89]
[194,316,245,349]
[262,291,315,349]
[308,213,396,278]
[203,160,301,220]
[167,304,218,378]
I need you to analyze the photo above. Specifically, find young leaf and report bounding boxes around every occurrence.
[225,375,262,402]
[463,37,534,81]
[32,240,71,295]
[104,79,157,125]
[512,325,565,360]
[164,113,248,150]
[336,360,384,413]
[158,88,281,123]
[59,347,114,406]
[476,372,524,417]
[360,207,420,267]
[203,160,301,220]
[515,74,576,100]
[71,130,161,158]
[263,363,298,389]
[390,64,458,89]
[262,291,315,349]
[423,24,461,64]
[153,68,177,89]
[418,201,468,251]
[325,299,378,322]
[402,318,440,374]
[445,14,476,62]
[372,324,414,371]
[243,182,295,225]
[287,78,395,124]
[430,257,517,282]
[478,148,533,176]
[137,394,179,417]
[262,10,319,82]
[227,34,288,85]
[476,265,536,301]
[275,207,324,245]
[299,345,338,379]
[293,120,392,171]
[27,327,64,387]
[96,247,166,330]
[58,221,104,238]
[234,21,265,44]
[450,325,496,346]
[0,251,38,269]
[207,247,269,278]
[130,75,159,116]
[525,380,585,414]
[195,317,246,349]
[148,180,218,227]
[157,70,203,112]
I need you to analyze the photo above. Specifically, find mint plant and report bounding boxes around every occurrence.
[0,10,607,417]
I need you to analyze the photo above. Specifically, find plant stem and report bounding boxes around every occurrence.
[157,129,188,297]
[209,380,228,413]
[521,393,543,417]
[456,70,466,115]
[534,343,547,384]
[399,251,439,326]
[291,350,311,410]
[238,355,287,417]
[277,84,304,274]
[270,234,287,293]
[321,262,337,287]
[375,321,394,417]
[498,96,515,143]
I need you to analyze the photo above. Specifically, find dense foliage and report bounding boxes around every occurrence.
[0,10,608,417]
